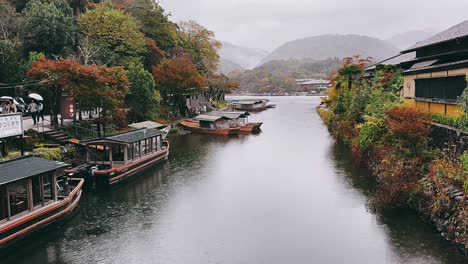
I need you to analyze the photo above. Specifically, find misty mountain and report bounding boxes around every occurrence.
[385,30,435,50]
[262,34,399,63]
[219,41,269,71]
[219,59,244,74]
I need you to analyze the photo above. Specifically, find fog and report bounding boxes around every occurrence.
[159,0,468,50]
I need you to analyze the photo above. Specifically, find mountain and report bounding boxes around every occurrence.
[228,58,342,94]
[218,41,269,71]
[385,30,435,50]
[262,34,399,63]
[219,59,244,74]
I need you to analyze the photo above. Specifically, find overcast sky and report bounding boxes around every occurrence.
[158,0,468,51]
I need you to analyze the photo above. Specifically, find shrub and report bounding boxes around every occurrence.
[385,106,432,156]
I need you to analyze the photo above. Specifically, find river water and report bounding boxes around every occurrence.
[3,96,465,264]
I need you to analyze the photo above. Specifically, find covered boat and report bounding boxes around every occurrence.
[231,99,269,111]
[0,156,83,247]
[207,111,262,133]
[180,115,240,135]
[66,128,169,188]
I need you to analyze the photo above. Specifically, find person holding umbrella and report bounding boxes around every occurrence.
[28,93,44,123]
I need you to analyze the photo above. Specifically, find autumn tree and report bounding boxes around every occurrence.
[21,0,76,56]
[152,55,207,115]
[207,74,239,101]
[177,21,221,75]
[126,63,159,123]
[78,3,147,67]
[28,57,130,127]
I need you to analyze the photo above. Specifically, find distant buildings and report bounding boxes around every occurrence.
[367,20,468,117]
[295,79,331,93]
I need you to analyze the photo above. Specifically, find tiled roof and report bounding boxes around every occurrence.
[402,20,468,53]
[0,156,68,185]
[365,52,416,71]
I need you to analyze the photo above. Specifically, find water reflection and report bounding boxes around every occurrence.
[1,96,466,264]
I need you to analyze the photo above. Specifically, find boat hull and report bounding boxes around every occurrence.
[232,106,268,111]
[240,122,263,133]
[0,178,84,249]
[93,146,169,188]
[180,120,240,135]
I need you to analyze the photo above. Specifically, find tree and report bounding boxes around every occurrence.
[78,3,147,67]
[27,57,130,126]
[21,0,76,56]
[207,74,239,101]
[0,2,19,41]
[152,55,207,115]
[335,56,372,90]
[124,0,179,51]
[126,63,159,123]
[177,21,221,75]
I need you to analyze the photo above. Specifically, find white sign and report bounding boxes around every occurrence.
[0,113,23,138]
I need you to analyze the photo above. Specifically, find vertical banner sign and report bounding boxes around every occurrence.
[61,93,75,119]
[0,113,23,139]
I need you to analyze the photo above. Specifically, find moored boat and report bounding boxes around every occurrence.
[231,99,269,111]
[0,156,84,248]
[180,115,240,135]
[66,128,169,188]
[206,111,263,133]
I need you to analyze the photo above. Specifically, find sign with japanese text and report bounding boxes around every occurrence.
[60,93,75,120]
[0,113,23,139]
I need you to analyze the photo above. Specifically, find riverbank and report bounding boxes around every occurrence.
[317,104,468,255]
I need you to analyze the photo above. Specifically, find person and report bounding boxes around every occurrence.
[0,102,5,114]
[9,101,17,113]
[29,100,38,125]
[38,101,44,122]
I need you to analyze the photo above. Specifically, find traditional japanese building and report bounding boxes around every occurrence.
[400,20,468,116]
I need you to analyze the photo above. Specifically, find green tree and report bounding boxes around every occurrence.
[177,21,221,75]
[125,0,179,51]
[78,3,147,67]
[126,63,159,123]
[338,65,363,90]
[21,0,76,56]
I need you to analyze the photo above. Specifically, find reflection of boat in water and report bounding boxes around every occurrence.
[66,129,169,188]
[0,156,84,248]
[180,117,240,135]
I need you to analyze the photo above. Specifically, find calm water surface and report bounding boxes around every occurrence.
[3,97,466,264]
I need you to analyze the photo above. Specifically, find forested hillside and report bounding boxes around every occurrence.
[0,0,236,124]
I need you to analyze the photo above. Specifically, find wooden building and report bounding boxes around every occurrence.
[399,20,468,116]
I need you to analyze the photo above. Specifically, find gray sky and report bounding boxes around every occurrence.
[158,0,468,51]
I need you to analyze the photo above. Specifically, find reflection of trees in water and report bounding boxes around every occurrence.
[330,142,466,263]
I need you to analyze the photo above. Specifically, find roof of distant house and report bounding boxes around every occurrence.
[402,20,468,53]
[0,156,68,185]
[295,79,331,85]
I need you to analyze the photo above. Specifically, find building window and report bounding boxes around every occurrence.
[415,76,466,101]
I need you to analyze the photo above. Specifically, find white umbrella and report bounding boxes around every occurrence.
[28,93,43,101]
[0,96,14,100]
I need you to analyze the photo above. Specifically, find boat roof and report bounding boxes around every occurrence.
[128,121,166,130]
[84,128,164,145]
[195,115,231,122]
[0,156,68,185]
[207,111,250,119]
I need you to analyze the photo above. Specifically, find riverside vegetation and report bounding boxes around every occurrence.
[318,57,468,253]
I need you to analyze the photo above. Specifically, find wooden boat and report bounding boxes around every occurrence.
[180,118,240,135]
[65,128,169,188]
[239,122,263,132]
[231,99,269,111]
[0,156,84,248]
[206,111,263,133]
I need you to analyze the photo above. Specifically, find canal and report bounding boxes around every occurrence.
[3,97,465,263]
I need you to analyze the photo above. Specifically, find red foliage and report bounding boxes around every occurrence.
[385,106,432,141]
[28,57,130,111]
[152,55,207,95]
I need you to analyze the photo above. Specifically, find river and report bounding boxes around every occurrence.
[2,96,465,263]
